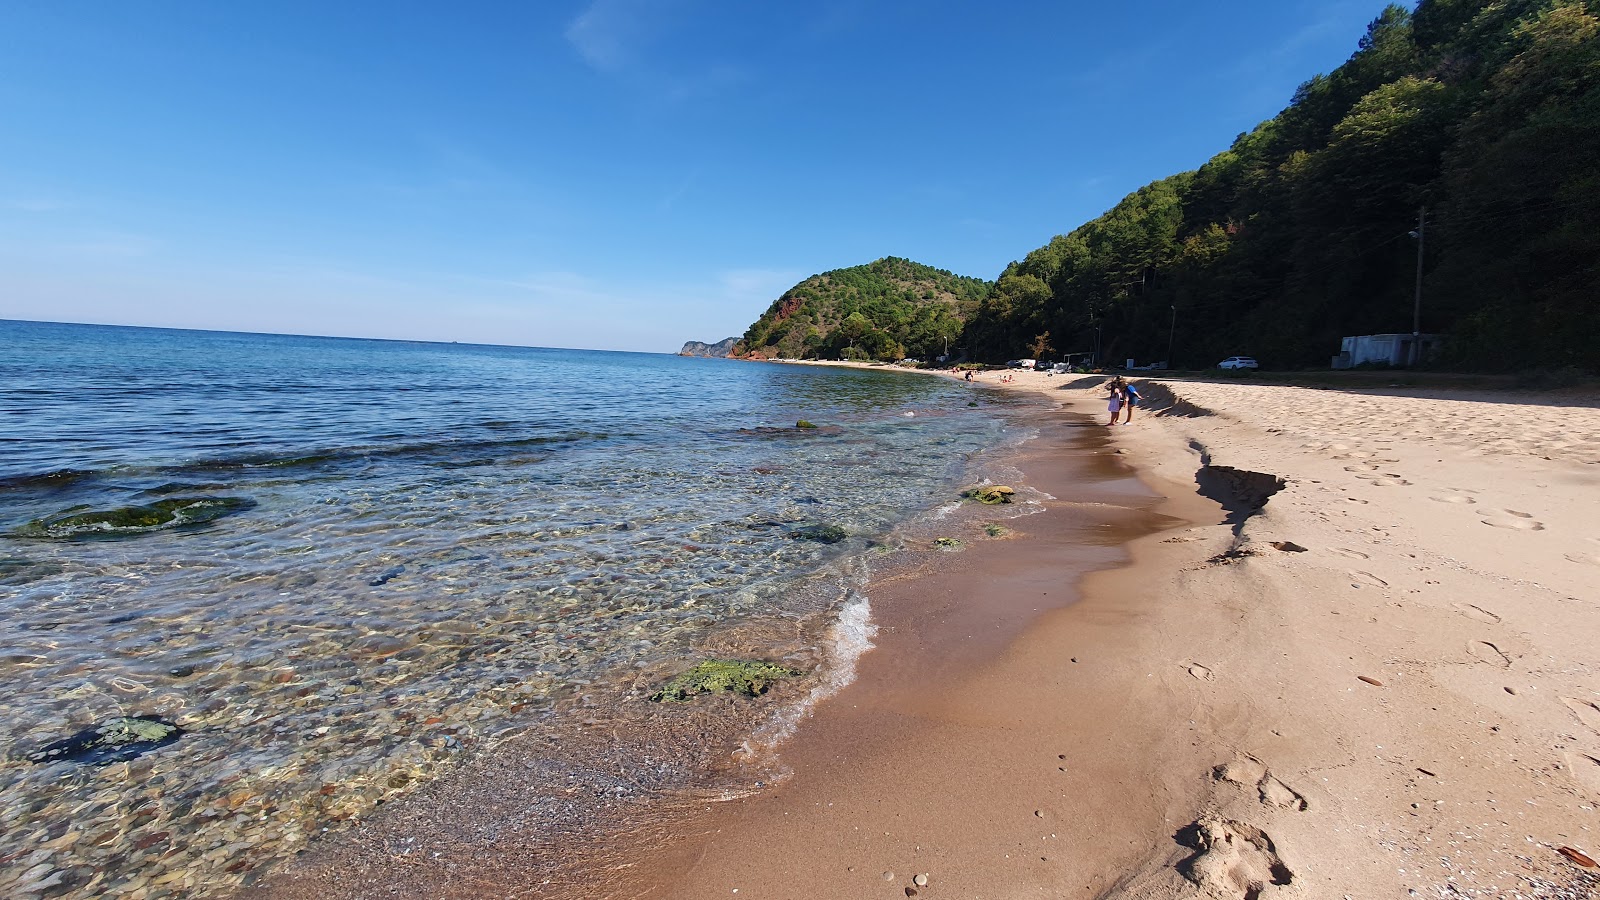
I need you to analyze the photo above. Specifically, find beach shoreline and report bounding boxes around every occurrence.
[606,364,1600,899]
[250,363,1600,899]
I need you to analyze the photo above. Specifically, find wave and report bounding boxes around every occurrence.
[738,567,879,763]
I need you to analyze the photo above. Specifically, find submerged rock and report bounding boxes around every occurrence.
[961,485,1016,505]
[791,523,848,544]
[14,497,254,540]
[0,556,65,584]
[650,660,800,702]
[796,420,818,429]
[27,716,183,766]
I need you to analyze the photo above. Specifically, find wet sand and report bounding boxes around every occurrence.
[616,402,1223,899]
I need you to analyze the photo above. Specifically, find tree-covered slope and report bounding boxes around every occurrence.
[963,0,1600,372]
[737,257,991,361]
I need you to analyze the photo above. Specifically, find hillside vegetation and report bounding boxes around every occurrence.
[737,257,991,361]
[962,0,1600,372]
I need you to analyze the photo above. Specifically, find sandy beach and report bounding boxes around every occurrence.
[606,367,1600,899]
[255,365,1600,899]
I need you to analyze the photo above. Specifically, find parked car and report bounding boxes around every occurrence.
[1217,356,1259,370]
[1005,359,1038,369]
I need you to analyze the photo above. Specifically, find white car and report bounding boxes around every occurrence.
[1217,356,1259,370]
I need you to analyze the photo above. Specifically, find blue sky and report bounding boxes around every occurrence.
[0,1,1385,352]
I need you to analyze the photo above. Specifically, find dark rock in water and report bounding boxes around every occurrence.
[650,660,799,702]
[0,556,65,585]
[737,424,845,438]
[139,481,229,496]
[14,497,254,540]
[0,467,97,492]
[28,716,183,766]
[369,565,405,586]
[791,523,848,544]
[678,337,739,358]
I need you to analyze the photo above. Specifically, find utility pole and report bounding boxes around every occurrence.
[1411,205,1425,366]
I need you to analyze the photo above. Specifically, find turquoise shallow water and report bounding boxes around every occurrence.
[0,320,1027,898]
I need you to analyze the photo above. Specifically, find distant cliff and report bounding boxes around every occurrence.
[678,337,739,358]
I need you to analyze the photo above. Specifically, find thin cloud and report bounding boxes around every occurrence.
[566,0,656,73]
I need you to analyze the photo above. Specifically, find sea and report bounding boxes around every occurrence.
[0,319,1035,898]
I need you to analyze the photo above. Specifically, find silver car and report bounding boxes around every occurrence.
[1218,356,1259,370]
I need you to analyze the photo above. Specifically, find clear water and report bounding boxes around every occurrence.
[0,320,1024,898]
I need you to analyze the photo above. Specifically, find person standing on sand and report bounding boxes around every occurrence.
[1122,381,1141,424]
[1106,378,1124,426]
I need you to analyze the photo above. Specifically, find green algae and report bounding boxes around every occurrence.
[14,497,255,540]
[961,485,1015,505]
[791,523,848,544]
[796,420,818,429]
[934,537,963,550]
[984,523,1010,538]
[28,716,183,766]
[650,660,800,702]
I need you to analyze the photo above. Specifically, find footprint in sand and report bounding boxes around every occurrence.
[1563,698,1600,737]
[1344,464,1382,473]
[1345,497,1369,505]
[1332,548,1370,560]
[1504,509,1535,518]
[1451,602,1501,624]
[1213,754,1309,812]
[1467,640,1512,668]
[1186,662,1215,682]
[1179,817,1295,897]
[1563,751,1600,795]
[1565,551,1600,567]
[1481,516,1545,531]
[1429,494,1477,505]
[1358,474,1412,487]
[1349,571,1388,587]
[1258,775,1309,811]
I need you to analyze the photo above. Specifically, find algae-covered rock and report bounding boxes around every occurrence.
[27,716,183,766]
[961,485,1016,505]
[984,523,1010,538]
[934,537,963,550]
[14,497,254,540]
[796,420,818,429]
[791,523,848,544]
[650,660,800,702]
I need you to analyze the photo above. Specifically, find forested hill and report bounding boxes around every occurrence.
[962,0,1600,372]
[736,257,991,361]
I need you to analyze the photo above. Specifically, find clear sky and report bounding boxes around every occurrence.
[0,1,1388,352]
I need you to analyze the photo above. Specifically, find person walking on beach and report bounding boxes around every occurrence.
[1122,381,1141,424]
[1106,377,1124,426]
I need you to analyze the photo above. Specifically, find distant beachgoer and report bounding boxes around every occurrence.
[1106,378,1124,425]
[964,370,973,382]
[1122,382,1141,424]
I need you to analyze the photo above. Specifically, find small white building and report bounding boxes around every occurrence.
[1331,333,1443,369]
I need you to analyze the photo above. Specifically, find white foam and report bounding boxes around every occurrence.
[739,583,878,761]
